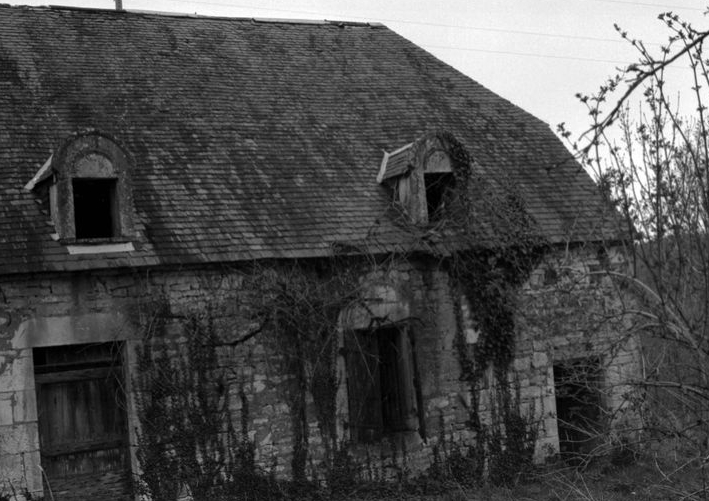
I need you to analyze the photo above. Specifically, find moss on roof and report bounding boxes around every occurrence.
[0,5,616,274]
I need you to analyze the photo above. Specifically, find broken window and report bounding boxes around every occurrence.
[424,172,455,222]
[34,342,131,498]
[553,357,603,456]
[345,326,420,442]
[73,178,118,239]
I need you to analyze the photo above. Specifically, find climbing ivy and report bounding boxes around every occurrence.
[134,307,284,501]
[131,131,548,497]
[252,259,362,483]
[431,131,544,485]
[134,312,234,500]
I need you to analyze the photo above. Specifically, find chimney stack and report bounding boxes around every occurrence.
[115,0,123,10]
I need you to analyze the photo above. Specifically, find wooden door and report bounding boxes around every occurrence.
[34,343,132,500]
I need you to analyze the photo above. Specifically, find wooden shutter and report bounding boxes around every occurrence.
[346,326,421,441]
[378,327,418,432]
[399,327,419,431]
[345,330,383,442]
[34,343,132,500]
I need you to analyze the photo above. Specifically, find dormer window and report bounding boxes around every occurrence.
[377,132,467,226]
[24,132,135,246]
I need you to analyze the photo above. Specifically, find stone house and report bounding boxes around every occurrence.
[0,5,641,500]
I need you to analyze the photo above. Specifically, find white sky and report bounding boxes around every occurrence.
[9,0,709,142]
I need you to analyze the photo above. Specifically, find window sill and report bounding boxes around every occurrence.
[61,236,132,245]
[66,241,135,255]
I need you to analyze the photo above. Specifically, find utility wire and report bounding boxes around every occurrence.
[586,0,706,12]
[161,0,665,45]
[423,45,691,72]
[423,45,631,65]
[128,0,709,64]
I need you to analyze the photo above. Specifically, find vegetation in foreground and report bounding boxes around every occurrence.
[314,455,708,501]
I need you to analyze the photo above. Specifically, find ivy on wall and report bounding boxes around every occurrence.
[131,132,548,496]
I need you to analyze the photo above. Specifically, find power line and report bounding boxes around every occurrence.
[129,0,708,67]
[422,45,692,72]
[422,45,631,65]
[586,0,706,12]
[160,0,653,45]
[384,21,628,45]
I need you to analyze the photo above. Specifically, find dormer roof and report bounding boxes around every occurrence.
[377,144,414,184]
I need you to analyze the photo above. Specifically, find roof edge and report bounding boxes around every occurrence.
[22,4,384,27]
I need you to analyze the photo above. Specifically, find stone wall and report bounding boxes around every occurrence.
[0,249,643,499]
[0,260,473,498]
[514,246,642,458]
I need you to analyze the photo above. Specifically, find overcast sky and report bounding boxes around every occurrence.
[9,0,709,142]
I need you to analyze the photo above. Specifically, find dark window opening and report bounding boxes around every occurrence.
[33,342,123,374]
[424,172,455,222]
[346,326,419,442]
[554,358,603,457]
[73,179,117,240]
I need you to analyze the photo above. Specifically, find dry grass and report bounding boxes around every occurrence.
[339,457,708,501]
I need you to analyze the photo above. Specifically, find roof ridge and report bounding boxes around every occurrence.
[0,4,383,27]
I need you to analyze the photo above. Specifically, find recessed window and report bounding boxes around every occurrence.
[346,326,420,442]
[424,172,455,222]
[73,178,118,239]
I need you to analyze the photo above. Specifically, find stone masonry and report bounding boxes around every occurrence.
[0,248,642,499]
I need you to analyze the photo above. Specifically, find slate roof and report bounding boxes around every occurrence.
[0,5,617,275]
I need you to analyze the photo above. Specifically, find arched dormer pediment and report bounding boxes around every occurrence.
[377,131,472,225]
[73,152,115,178]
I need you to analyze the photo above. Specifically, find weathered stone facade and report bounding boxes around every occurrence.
[514,247,642,458]
[0,248,642,499]
[0,6,642,500]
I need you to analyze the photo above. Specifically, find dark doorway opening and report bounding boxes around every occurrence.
[554,357,603,457]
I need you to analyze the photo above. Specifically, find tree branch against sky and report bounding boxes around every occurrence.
[9,0,708,140]
[560,9,709,494]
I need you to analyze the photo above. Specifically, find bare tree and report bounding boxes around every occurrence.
[559,10,709,496]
